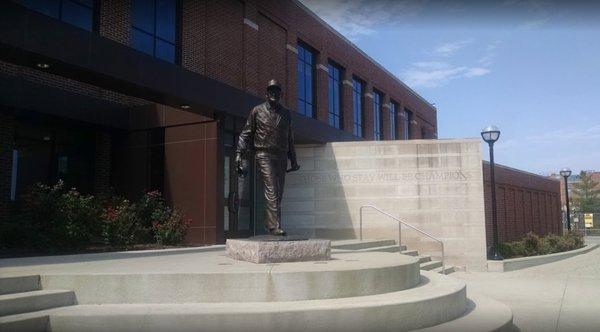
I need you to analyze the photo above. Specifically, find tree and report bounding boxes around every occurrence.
[572,171,600,213]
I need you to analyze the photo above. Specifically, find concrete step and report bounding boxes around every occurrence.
[420,260,443,271]
[353,244,406,253]
[432,266,456,275]
[38,252,421,303]
[417,255,431,264]
[415,292,515,332]
[0,311,49,332]
[400,250,419,256]
[40,272,467,332]
[330,239,396,250]
[0,276,40,295]
[0,290,75,317]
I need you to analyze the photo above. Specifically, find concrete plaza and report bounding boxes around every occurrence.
[453,236,600,332]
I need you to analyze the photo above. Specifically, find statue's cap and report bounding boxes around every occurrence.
[266,79,281,91]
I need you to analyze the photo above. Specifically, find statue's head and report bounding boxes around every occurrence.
[266,79,282,104]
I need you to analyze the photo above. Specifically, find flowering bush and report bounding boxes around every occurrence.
[10,180,101,250]
[152,210,192,245]
[101,199,142,248]
[135,191,171,243]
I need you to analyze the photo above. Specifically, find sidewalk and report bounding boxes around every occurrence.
[452,236,600,332]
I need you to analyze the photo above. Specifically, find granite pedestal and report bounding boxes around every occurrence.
[226,235,331,263]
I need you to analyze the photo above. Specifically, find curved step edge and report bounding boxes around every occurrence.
[45,272,467,332]
[414,292,516,332]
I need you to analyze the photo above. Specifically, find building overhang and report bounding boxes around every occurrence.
[0,1,359,144]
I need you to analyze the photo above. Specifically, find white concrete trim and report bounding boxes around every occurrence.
[382,103,391,109]
[342,80,353,87]
[317,64,329,72]
[487,243,599,272]
[243,18,258,31]
[410,120,418,124]
[364,92,373,99]
[286,44,298,54]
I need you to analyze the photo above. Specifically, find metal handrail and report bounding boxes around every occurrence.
[359,204,445,273]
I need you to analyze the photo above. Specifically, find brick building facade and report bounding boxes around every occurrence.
[0,0,561,249]
[0,0,436,245]
[483,162,562,246]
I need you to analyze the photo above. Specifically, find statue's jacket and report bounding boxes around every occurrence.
[236,102,297,163]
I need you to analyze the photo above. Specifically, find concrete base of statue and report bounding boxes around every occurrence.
[226,235,331,263]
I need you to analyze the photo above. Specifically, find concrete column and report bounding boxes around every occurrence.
[0,111,15,221]
[342,71,354,135]
[244,3,260,96]
[315,53,329,123]
[363,83,374,140]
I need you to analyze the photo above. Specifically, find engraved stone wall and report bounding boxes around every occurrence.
[282,139,487,270]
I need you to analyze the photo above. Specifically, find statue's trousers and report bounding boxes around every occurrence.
[255,150,287,230]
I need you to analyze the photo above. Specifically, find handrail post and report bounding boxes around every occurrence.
[398,214,401,248]
[359,206,363,241]
[359,204,445,274]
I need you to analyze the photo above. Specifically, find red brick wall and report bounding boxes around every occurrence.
[483,162,562,247]
[0,111,15,222]
[99,0,131,45]
[175,0,436,137]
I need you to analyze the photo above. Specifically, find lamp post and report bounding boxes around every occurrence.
[559,167,572,231]
[481,125,502,260]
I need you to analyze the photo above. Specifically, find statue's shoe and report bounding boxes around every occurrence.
[269,228,287,236]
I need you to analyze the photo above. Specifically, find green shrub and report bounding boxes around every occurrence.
[500,231,585,258]
[135,191,172,243]
[101,199,142,248]
[7,181,101,251]
[152,210,192,245]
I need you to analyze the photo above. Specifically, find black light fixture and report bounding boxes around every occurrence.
[36,63,50,69]
[559,167,572,231]
[481,125,502,260]
[180,104,191,110]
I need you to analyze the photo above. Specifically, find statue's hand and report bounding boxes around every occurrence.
[286,162,300,173]
[235,154,248,177]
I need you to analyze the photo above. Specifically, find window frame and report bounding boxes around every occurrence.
[327,60,343,130]
[130,0,181,64]
[372,90,383,140]
[389,100,398,140]
[402,108,413,140]
[23,0,96,32]
[352,77,365,137]
[296,40,317,118]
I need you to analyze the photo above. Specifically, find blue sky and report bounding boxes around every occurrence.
[300,0,600,175]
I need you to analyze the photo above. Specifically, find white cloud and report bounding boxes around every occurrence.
[402,60,492,88]
[299,0,424,41]
[433,39,473,57]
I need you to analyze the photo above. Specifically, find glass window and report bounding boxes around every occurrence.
[297,42,316,118]
[23,0,93,31]
[373,91,383,140]
[131,0,178,63]
[390,101,398,140]
[402,108,413,140]
[352,78,364,137]
[328,62,343,129]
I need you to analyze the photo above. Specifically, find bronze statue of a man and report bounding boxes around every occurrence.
[235,79,300,236]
